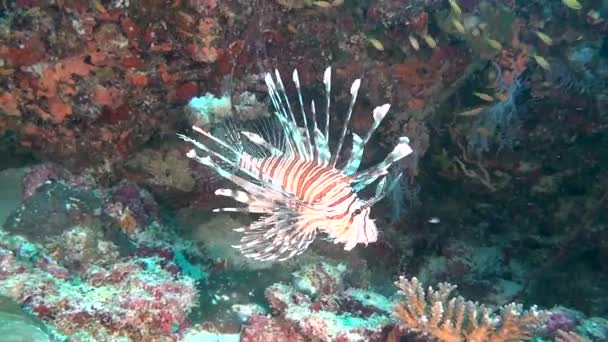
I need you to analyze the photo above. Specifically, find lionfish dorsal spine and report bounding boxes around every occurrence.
[330,78,361,169]
[274,69,307,159]
[323,67,332,144]
[310,99,331,165]
[292,69,314,160]
[264,73,296,157]
[342,132,363,175]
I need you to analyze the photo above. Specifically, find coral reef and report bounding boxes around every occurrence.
[393,276,545,341]
[262,262,395,342]
[0,0,608,341]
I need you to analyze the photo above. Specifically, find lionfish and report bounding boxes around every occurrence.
[178,67,413,261]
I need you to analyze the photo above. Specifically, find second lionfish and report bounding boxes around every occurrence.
[178,67,413,261]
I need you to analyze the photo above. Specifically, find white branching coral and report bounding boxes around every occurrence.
[393,276,546,342]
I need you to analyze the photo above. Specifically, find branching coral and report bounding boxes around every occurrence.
[393,276,546,342]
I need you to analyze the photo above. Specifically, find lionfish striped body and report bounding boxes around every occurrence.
[178,67,413,261]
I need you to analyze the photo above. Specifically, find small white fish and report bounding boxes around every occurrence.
[473,92,495,102]
[408,34,420,51]
[428,217,441,224]
[456,106,485,117]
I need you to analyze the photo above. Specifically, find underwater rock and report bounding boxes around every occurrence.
[3,181,104,242]
[125,147,197,194]
[0,228,198,340]
[240,315,307,342]
[44,225,121,275]
[292,262,348,298]
[261,261,395,342]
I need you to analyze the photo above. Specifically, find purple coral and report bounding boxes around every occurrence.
[544,308,581,337]
[22,163,93,199]
[108,182,159,227]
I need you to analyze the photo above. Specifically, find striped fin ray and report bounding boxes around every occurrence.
[264,73,298,157]
[232,214,317,261]
[323,67,331,146]
[351,136,413,192]
[361,171,403,209]
[248,117,288,156]
[292,69,314,159]
[185,150,306,209]
[241,131,281,156]
[330,77,361,168]
[265,71,309,160]
[342,104,391,175]
[311,100,331,165]
[275,69,309,159]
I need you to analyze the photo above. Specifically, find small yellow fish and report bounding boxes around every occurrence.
[477,127,494,136]
[533,54,551,71]
[535,31,553,45]
[0,68,14,76]
[408,34,420,51]
[313,1,333,8]
[94,0,108,13]
[473,92,495,102]
[368,37,384,51]
[449,0,462,17]
[422,34,437,49]
[457,107,485,117]
[485,37,503,50]
[452,18,466,33]
[562,0,582,10]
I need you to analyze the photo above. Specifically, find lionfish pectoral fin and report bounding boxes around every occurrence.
[343,103,391,175]
[241,131,282,156]
[233,214,317,261]
[358,172,403,209]
[343,104,391,175]
[351,136,413,191]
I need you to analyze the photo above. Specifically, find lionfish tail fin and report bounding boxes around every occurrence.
[232,214,317,261]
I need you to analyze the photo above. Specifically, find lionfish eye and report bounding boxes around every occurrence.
[353,209,362,216]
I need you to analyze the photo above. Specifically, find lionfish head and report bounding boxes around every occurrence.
[340,201,378,251]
